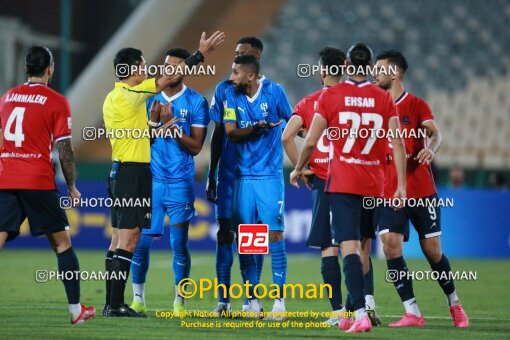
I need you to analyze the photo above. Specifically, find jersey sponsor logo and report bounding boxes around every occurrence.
[223,108,236,121]
[238,224,269,254]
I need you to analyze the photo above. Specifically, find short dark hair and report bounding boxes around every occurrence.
[165,47,191,60]
[113,47,143,79]
[237,36,263,52]
[25,46,54,77]
[319,47,346,76]
[234,55,259,74]
[347,43,373,67]
[376,50,408,74]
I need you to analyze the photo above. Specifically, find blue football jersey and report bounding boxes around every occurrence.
[147,85,209,181]
[209,77,273,181]
[223,80,292,178]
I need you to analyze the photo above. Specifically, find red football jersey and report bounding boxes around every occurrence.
[0,83,72,190]
[317,79,398,196]
[384,91,436,198]
[293,88,330,180]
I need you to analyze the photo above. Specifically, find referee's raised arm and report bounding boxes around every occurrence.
[156,31,225,92]
[101,31,225,317]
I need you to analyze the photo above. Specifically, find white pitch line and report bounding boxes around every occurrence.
[2,306,509,322]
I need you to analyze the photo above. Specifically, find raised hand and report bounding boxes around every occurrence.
[198,31,226,57]
[160,103,174,124]
[150,100,162,123]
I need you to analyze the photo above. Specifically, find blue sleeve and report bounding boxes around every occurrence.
[223,88,238,124]
[146,96,155,119]
[209,83,225,124]
[275,84,293,121]
[192,96,210,127]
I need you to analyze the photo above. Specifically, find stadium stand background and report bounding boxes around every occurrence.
[1,0,508,257]
[0,0,508,188]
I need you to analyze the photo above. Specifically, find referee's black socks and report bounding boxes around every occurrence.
[110,249,133,309]
[56,247,80,304]
[105,250,114,305]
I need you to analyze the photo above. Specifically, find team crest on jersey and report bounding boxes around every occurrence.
[260,102,268,117]
[402,116,410,125]
[179,109,188,122]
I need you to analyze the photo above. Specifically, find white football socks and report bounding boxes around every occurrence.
[447,290,460,307]
[355,307,367,321]
[403,298,422,317]
[69,303,81,319]
[365,294,375,310]
[133,283,145,303]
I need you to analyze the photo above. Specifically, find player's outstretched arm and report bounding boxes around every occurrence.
[206,122,224,202]
[389,117,406,207]
[156,31,225,92]
[415,120,442,165]
[57,139,81,202]
[291,114,327,188]
[225,120,282,142]
[282,115,304,166]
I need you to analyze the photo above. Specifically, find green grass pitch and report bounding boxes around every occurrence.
[0,250,509,339]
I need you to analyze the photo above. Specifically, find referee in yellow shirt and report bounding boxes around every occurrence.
[103,31,225,317]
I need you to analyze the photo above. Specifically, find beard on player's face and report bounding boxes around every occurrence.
[169,79,183,88]
[234,81,249,94]
[376,78,392,90]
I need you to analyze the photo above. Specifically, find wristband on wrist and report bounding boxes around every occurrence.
[184,50,205,68]
[148,120,159,128]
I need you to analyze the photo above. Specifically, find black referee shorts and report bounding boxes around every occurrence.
[107,162,152,229]
[0,189,69,242]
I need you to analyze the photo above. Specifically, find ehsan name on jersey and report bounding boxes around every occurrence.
[344,96,375,108]
[5,93,48,105]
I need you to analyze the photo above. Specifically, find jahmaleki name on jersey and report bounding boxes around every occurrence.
[5,93,48,105]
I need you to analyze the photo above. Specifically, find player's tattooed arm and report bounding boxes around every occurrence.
[57,139,81,202]
[416,120,443,165]
[57,139,76,187]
